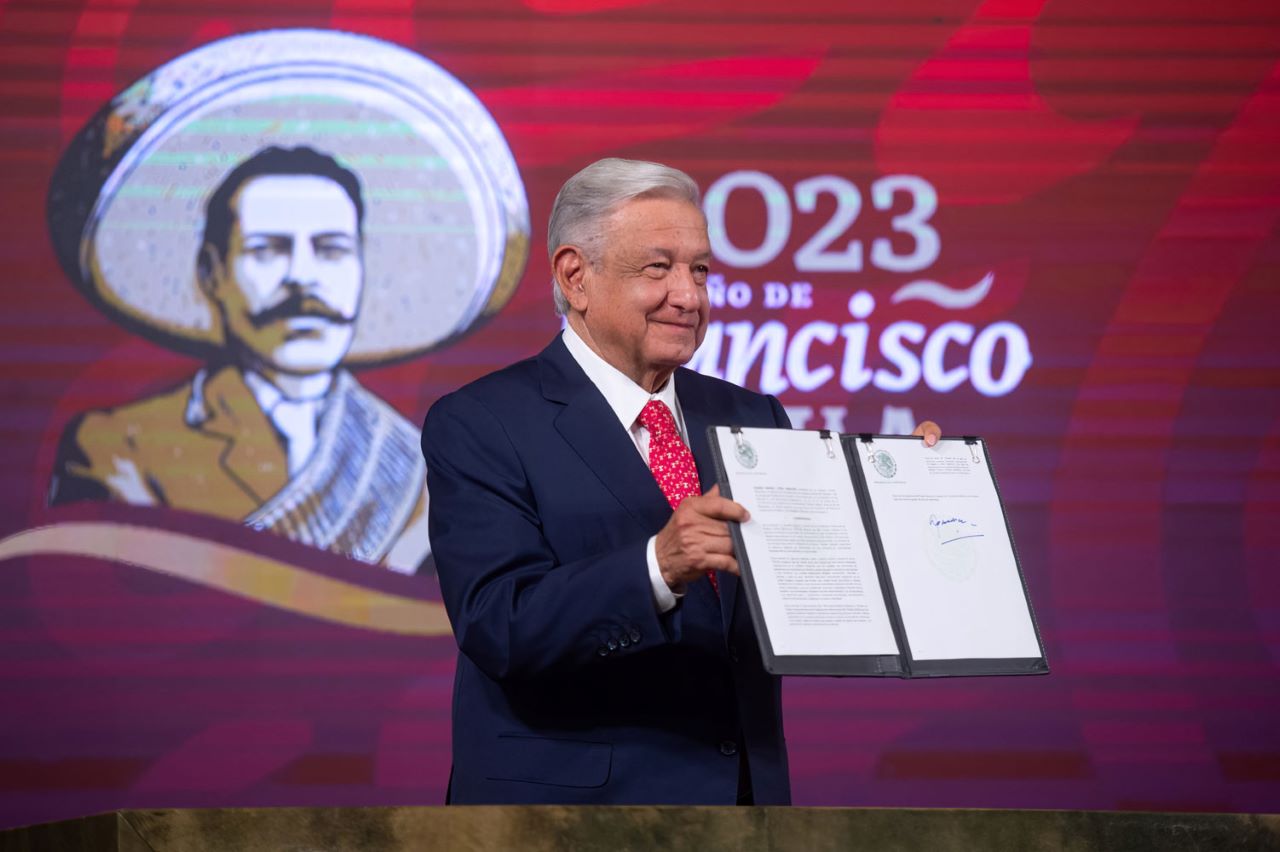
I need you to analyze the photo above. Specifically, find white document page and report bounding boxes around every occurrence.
[715,427,899,658]
[857,438,1040,661]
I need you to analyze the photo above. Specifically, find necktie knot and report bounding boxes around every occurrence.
[639,399,677,438]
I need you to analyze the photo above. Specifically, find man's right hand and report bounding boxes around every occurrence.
[654,484,749,589]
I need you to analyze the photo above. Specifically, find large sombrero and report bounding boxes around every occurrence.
[48,29,529,366]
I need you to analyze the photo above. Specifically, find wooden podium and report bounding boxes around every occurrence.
[3,806,1278,851]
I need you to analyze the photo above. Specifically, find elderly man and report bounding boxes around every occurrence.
[423,158,939,805]
[51,145,428,570]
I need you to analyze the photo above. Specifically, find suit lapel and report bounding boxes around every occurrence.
[193,366,289,505]
[540,340,741,634]
[676,369,739,633]
[540,338,673,535]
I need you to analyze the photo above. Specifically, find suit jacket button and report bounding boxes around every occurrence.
[629,628,641,642]
[607,638,619,651]
[719,741,738,756]
[619,636,631,648]
[597,646,609,656]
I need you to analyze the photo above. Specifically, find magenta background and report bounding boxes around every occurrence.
[1,0,1279,828]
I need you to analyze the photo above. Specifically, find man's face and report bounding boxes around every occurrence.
[204,174,362,376]
[576,196,711,389]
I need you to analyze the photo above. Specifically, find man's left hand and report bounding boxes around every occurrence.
[912,420,942,447]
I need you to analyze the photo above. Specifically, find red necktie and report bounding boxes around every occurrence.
[638,399,717,594]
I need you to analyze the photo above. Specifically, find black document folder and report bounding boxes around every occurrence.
[708,427,1048,678]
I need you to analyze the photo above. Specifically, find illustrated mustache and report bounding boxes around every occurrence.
[248,293,355,328]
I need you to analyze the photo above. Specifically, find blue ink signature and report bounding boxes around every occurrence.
[929,515,984,546]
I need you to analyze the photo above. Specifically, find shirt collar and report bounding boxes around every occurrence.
[242,369,285,414]
[242,370,328,416]
[561,325,679,432]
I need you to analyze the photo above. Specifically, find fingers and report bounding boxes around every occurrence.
[703,553,740,576]
[912,419,942,447]
[689,486,750,523]
[692,492,740,575]
[703,498,750,523]
[699,527,736,553]
[655,496,744,586]
[673,517,736,556]
[657,549,724,586]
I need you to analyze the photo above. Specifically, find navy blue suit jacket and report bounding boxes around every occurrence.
[422,335,792,805]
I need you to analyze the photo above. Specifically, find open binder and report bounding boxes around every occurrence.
[708,427,1048,678]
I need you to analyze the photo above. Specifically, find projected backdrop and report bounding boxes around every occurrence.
[0,0,1277,827]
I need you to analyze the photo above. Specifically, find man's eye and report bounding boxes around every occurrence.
[245,244,278,260]
[317,244,353,260]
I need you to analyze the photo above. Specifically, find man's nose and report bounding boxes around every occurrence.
[285,239,320,287]
[666,266,699,310]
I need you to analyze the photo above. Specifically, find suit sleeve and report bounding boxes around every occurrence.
[423,390,675,683]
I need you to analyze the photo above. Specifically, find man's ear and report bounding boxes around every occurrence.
[552,245,590,312]
[196,243,222,297]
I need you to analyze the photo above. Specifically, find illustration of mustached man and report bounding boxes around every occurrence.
[50,146,429,573]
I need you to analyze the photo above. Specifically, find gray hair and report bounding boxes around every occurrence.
[547,158,701,316]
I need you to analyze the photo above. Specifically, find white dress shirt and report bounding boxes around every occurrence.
[560,325,690,613]
[243,370,325,476]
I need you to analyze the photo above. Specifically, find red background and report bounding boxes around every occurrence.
[1,0,1278,826]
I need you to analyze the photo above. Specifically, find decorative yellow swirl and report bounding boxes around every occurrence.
[0,522,452,636]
